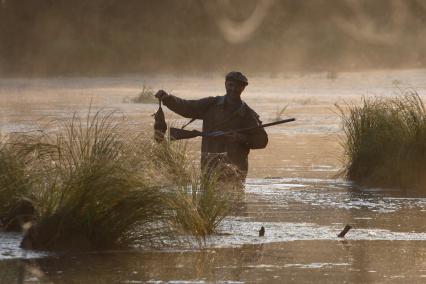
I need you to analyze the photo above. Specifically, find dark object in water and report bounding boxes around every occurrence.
[337,225,352,238]
[20,223,92,251]
[170,118,296,140]
[1,200,35,232]
[259,226,265,237]
[153,99,167,142]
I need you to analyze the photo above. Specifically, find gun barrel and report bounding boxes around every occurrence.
[259,118,296,128]
[223,118,296,135]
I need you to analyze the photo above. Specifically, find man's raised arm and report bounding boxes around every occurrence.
[155,90,216,119]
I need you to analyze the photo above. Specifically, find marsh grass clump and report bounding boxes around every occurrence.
[338,92,426,190]
[124,86,157,104]
[11,109,235,251]
[18,110,174,250]
[0,136,34,231]
[146,140,238,242]
[149,139,192,185]
[167,168,240,242]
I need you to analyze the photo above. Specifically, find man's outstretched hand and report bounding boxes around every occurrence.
[155,90,169,101]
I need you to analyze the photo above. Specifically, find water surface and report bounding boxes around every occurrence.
[1,70,426,283]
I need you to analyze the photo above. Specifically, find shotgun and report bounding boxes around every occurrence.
[170,118,296,140]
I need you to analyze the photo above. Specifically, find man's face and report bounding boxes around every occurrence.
[225,79,246,99]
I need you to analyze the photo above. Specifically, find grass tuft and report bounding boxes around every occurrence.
[124,86,157,104]
[17,110,174,250]
[273,105,289,121]
[338,91,426,190]
[167,167,239,243]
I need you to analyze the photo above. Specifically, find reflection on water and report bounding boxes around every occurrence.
[3,240,426,283]
[2,178,426,283]
[0,232,49,261]
[2,71,426,283]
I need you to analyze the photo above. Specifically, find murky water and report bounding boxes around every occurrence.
[2,70,426,283]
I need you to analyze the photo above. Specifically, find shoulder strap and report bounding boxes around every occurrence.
[181,118,196,129]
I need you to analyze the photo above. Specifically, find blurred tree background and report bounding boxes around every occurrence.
[1,0,426,76]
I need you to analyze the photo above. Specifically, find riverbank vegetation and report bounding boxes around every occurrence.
[339,92,426,190]
[0,109,236,251]
[123,86,157,104]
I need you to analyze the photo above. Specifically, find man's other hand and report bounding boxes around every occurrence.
[155,90,169,101]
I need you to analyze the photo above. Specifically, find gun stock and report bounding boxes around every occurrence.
[170,128,202,140]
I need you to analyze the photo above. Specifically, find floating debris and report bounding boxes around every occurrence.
[259,226,265,237]
[337,225,352,238]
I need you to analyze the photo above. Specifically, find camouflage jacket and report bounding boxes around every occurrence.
[163,94,268,174]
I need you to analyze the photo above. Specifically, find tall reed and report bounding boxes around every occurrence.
[338,91,426,190]
[145,139,238,242]
[167,167,240,242]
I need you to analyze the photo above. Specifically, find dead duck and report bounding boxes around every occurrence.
[153,99,167,142]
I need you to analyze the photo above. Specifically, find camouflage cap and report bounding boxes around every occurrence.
[225,71,248,86]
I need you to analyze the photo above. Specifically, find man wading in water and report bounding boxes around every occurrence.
[155,72,268,184]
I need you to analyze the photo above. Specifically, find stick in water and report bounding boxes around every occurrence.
[259,226,265,237]
[337,225,352,238]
